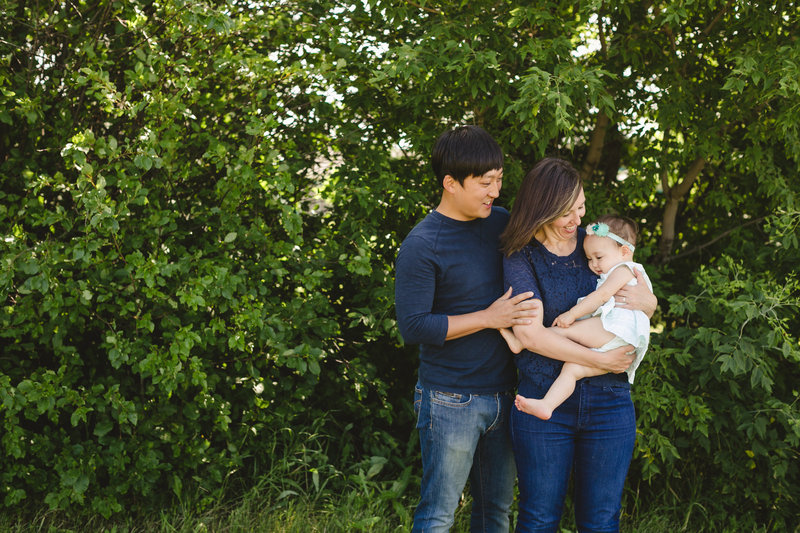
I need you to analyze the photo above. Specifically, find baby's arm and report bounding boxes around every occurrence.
[553,265,635,328]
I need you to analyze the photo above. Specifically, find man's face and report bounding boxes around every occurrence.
[449,168,503,221]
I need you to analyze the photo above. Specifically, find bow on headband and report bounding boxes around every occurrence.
[586,222,635,252]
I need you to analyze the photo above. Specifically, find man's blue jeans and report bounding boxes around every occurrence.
[511,376,636,533]
[412,382,516,533]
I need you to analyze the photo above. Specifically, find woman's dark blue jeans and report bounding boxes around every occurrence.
[511,376,636,533]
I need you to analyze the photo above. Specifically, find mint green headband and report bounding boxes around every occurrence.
[586,222,635,252]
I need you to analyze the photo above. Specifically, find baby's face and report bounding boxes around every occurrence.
[584,235,629,275]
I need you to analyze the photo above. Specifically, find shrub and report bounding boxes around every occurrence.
[632,249,800,528]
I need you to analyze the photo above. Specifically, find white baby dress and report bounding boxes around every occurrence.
[590,261,652,384]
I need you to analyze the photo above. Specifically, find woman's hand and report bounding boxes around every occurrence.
[614,269,657,317]
[598,345,636,373]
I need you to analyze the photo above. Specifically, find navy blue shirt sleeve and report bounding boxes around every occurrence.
[395,234,449,346]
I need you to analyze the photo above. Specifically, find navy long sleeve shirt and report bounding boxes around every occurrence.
[394,207,516,394]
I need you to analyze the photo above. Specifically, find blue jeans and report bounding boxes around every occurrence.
[512,376,636,533]
[413,382,516,533]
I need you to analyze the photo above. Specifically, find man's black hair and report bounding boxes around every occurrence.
[431,125,504,186]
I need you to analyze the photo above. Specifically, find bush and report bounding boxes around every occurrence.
[2,1,799,527]
[632,249,800,528]
[0,1,413,516]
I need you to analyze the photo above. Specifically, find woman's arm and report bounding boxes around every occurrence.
[503,248,635,373]
[511,304,634,373]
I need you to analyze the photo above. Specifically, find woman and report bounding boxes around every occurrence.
[501,158,656,532]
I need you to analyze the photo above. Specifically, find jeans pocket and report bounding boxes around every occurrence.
[603,385,631,398]
[431,390,472,407]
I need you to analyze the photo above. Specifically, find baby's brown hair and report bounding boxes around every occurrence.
[591,214,638,248]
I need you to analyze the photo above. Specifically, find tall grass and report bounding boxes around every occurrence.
[0,417,787,532]
[0,490,698,533]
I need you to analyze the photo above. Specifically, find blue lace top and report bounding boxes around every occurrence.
[503,227,630,390]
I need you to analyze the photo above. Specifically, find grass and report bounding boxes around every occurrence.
[1,470,785,533]
[0,496,679,533]
[2,484,789,533]
[0,421,790,532]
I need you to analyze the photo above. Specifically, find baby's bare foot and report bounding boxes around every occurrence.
[500,328,523,354]
[515,394,553,420]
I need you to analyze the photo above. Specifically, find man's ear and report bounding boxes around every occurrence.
[442,174,459,193]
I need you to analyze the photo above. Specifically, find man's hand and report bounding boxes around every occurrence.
[445,288,540,341]
[484,287,539,329]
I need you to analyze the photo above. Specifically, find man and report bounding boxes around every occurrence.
[395,125,536,532]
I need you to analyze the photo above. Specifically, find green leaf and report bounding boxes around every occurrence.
[93,420,113,437]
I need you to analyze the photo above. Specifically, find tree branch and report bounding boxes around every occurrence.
[664,216,765,263]
[658,151,706,263]
[671,156,706,199]
[598,3,607,57]
[699,1,733,42]
[405,0,442,14]
[659,128,671,193]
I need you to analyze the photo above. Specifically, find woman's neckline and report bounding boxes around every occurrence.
[537,236,578,258]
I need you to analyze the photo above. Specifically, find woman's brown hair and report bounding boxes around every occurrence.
[500,158,583,255]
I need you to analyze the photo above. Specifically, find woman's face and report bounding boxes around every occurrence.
[545,187,585,242]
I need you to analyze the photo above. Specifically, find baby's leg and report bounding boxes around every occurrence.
[500,300,544,354]
[549,316,616,349]
[516,363,605,420]
[500,328,523,354]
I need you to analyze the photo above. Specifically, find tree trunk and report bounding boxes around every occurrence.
[580,111,611,181]
[658,156,706,263]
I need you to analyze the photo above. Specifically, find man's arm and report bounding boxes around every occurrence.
[394,238,448,345]
[445,287,537,340]
[395,236,537,345]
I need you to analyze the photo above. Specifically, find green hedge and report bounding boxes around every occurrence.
[0,1,414,516]
[1,0,799,527]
